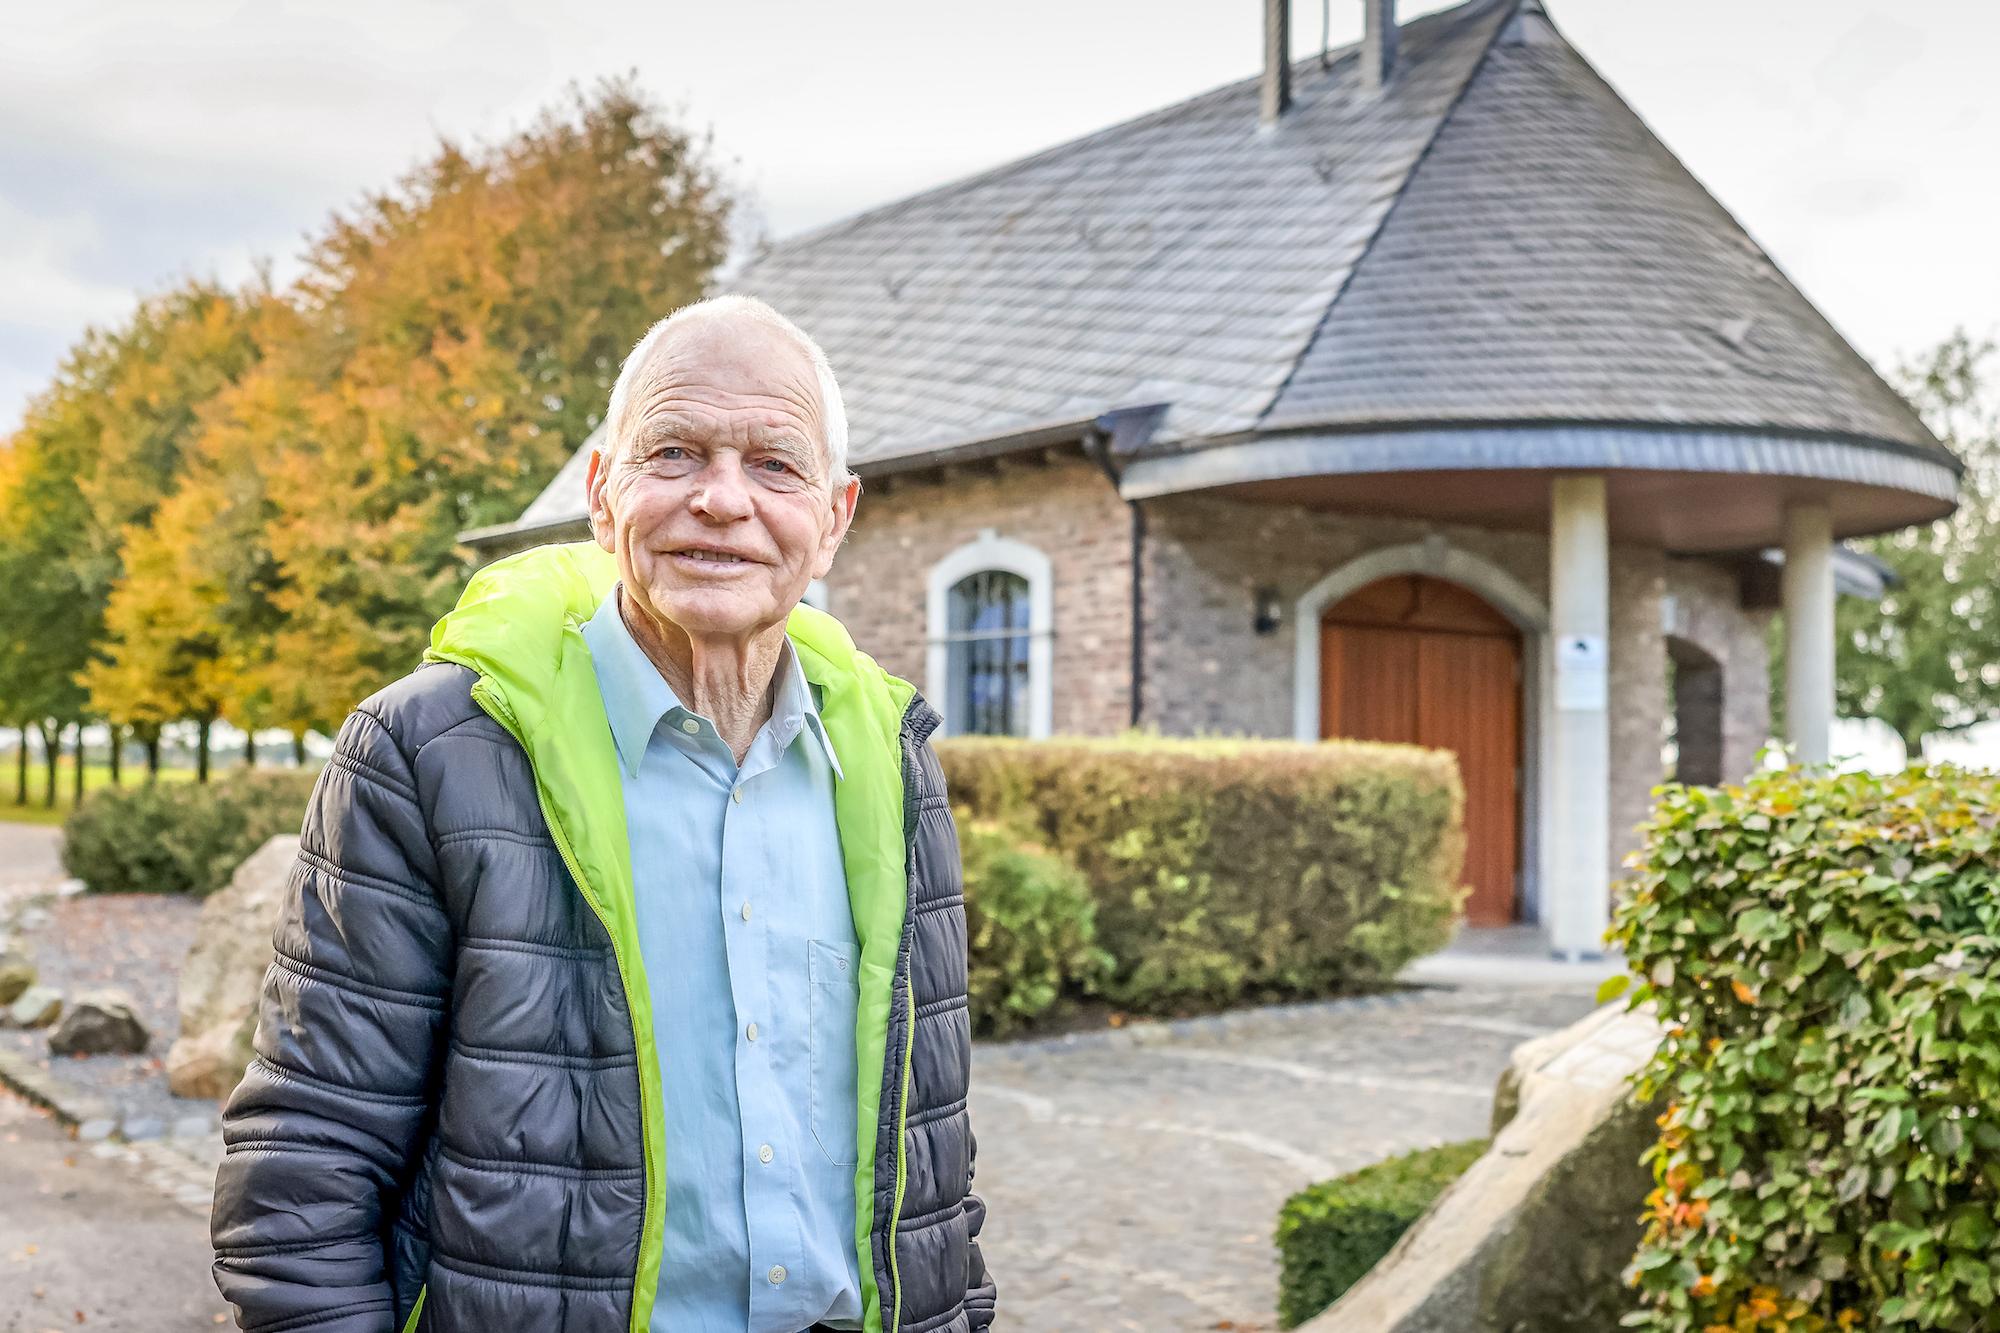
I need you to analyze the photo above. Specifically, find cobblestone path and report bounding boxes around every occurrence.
[968,985,1601,1332]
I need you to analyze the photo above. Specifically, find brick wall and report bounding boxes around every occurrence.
[1663,558,1774,784]
[819,455,1134,736]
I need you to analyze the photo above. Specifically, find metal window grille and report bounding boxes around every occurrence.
[942,570,1032,736]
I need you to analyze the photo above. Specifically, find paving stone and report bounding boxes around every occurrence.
[171,1112,215,1139]
[122,1114,167,1141]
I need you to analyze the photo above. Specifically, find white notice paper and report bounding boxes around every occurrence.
[1555,634,1608,711]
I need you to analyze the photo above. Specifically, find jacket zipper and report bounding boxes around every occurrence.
[886,698,933,1330]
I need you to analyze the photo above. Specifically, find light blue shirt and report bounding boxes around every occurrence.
[582,586,864,1333]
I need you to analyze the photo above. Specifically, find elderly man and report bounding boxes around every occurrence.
[211,295,996,1333]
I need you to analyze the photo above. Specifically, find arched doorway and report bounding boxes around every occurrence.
[1665,636,1725,787]
[1320,574,1523,925]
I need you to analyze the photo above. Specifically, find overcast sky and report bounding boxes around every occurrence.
[4,0,1995,439]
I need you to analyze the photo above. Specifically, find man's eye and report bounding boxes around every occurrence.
[759,457,793,474]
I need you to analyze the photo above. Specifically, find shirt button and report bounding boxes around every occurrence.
[679,718,699,735]
[768,1265,787,1286]
[740,901,752,922]
[758,1143,774,1164]
[731,786,743,804]
[746,1022,759,1043]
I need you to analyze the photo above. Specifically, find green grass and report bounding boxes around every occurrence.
[0,758,197,826]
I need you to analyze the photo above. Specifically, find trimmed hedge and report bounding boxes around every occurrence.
[938,735,1465,1013]
[1275,1137,1490,1327]
[61,769,321,897]
[1609,764,2000,1332]
[958,819,1114,1036]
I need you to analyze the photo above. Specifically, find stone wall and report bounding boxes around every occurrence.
[819,455,1135,736]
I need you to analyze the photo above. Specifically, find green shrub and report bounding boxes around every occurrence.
[939,736,1465,1013]
[1608,764,2000,1333]
[62,768,321,897]
[958,818,1113,1036]
[1275,1137,1489,1327]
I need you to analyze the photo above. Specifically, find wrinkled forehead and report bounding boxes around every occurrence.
[626,316,827,446]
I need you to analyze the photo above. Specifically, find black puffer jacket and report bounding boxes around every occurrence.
[211,551,993,1333]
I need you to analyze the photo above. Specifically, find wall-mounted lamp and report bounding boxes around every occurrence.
[1253,586,1284,636]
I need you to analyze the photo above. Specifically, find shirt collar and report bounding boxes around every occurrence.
[581,584,842,781]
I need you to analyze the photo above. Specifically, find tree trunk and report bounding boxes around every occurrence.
[146,734,160,781]
[37,720,58,809]
[72,722,85,805]
[196,719,212,783]
[108,724,122,785]
[13,725,26,806]
[292,731,307,767]
[244,727,257,769]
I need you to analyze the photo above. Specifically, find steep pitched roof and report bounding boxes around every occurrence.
[723,0,1518,465]
[1259,1,1943,458]
[479,0,1950,544]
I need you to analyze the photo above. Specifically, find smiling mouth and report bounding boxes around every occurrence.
[669,547,757,566]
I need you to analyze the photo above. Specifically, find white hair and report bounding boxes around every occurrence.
[601,293,850,486]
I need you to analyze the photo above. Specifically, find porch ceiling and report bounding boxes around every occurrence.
[1117,424,1958,553]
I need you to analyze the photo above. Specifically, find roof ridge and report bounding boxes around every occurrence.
[1253,0,1525,426]
[735,0,1514,271]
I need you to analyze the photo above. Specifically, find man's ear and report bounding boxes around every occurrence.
[813,474,861,579]
[586,448,616,552]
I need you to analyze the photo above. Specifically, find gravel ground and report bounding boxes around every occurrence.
[1,893,216,1125]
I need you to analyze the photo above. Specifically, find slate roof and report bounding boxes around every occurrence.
[479,0,1950,543]
[1259,1,1942,454]
[729,0,1513,465]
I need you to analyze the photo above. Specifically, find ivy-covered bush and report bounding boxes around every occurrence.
[1609,764,2000,1332]
[62,769,321,897]
[1274,1138,1489,1327]
[958,818,1113,1036]
[939,735,1464,1014]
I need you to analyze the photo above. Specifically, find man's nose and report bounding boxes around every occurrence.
[689,456,754,522]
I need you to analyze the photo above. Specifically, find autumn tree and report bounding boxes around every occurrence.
[250,74,734,723]
[0,279,265,796]
[0,346,111,804]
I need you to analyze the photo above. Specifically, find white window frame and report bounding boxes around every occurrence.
[925,530,1054,738]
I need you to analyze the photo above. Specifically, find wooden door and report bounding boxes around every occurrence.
[1320,576,1521,926]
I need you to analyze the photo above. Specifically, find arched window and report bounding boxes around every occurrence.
[944,570,1032,736]
[926,532,1053,737]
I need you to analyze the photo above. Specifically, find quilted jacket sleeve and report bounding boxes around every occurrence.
[211,704,451,1333]
[964,1124,997,1329]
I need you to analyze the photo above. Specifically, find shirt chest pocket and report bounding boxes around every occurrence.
[808,939,861,1168]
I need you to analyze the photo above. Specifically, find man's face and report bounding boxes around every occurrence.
[587,317,858,642]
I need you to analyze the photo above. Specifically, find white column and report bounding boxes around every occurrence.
[1782,501,1836,766]
[1548,475,1611,961]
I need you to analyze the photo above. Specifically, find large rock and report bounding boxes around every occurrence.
[8,984,62,1028]
[0,950,34,1005]
[1304,1002,1666,1333]
[48,989,149,1056]
[166,834,298,1099]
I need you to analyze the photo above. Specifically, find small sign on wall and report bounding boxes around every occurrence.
[1556,634,1608,711]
